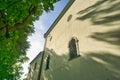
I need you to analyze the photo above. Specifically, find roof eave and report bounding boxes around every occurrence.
[44,0,75,38]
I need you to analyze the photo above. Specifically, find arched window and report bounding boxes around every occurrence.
[68,37,79,60]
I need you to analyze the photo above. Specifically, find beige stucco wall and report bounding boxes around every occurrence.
[45,0,120,57]
[43,0,120,80]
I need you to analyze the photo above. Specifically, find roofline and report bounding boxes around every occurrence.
[30,51,43,64]
[44,0,75,38]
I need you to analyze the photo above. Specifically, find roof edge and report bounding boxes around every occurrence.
[44,0,75,38]
[30,51,43,64]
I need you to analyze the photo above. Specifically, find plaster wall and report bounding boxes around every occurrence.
[42,0,120,80]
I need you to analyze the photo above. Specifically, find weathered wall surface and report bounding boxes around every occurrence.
[42,0,120,80]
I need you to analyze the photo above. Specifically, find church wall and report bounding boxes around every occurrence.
[42,0,120,80]
[45,0,120,58]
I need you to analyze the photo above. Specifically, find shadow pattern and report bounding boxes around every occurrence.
[77,0,120,47]
[84,52,120,80]
[41,48,80,80]
[76,0,120,80]
[77,0,120,25]
[89,28,120,46]
[42,49,120,80]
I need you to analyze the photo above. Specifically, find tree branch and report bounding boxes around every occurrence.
[0,4,37,39]
[5,25,9,38]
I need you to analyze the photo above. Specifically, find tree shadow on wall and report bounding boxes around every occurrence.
[43,48,81,80]
[83,52,120,80]
[77,0,120,47]
[77,0,120,25]
[77,0,120,46]
[89,28,120,47]
[76,1,120,79]
[44,49,120,80]
[76,51,120,80]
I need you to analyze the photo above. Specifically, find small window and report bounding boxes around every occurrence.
[48,34,52,41]
[50,36,52,41]
[45,55,50,70]
[68,37,79,60]
[29,68,31,73]
[67,14,72,22]
[34,63,37,70]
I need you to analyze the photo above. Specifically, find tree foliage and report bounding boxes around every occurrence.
[0,0,59,79]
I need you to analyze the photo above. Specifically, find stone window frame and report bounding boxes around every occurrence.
[68,37,80,60]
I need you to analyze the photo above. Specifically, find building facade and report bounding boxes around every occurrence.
[27,52,43,80]
[28,0,120,80]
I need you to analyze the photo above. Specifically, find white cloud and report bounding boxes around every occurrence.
[27,20,45,61]
[34,20,46,32]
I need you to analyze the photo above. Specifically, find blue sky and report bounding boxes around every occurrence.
[22,0,69,78]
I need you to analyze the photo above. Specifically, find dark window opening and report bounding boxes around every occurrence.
[50,36,52,41]
[45,55,50,70]
[48,34,52,41]
[34,63,37,70]
[67,14,72,22]
[68,37,79,60]
[29,68,31,73]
